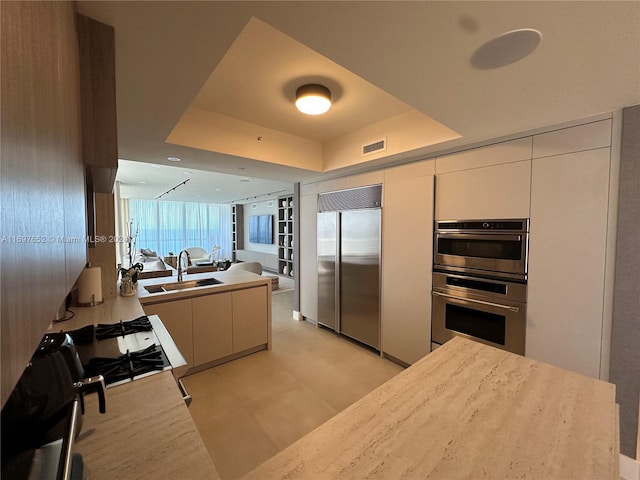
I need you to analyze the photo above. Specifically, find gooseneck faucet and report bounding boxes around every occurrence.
[177,250,190,282]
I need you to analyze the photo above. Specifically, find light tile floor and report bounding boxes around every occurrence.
[181,290,404,479]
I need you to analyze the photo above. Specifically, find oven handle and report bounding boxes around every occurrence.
[436,233,523,242]
[178,377,192,407]
[432,291,520,312]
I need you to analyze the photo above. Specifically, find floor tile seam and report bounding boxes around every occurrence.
[191,404,283,457]
[229,376,301,408]
[244,383,340,452]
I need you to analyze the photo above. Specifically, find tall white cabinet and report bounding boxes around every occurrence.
[299,184,318,324]
[381,161,435,365]
[527,120,613,378]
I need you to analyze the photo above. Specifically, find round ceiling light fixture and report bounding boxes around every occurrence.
[295,84,332,115]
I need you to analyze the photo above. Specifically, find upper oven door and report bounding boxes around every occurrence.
[434,231,528,278]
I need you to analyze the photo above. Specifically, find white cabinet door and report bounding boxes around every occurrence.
[527,147,610,378]
[299,191,318,323]
[435,160,531,220]
[232,286,269,352]
[192,292,233,365]
[382,160,434,365]
[143,299,194,368]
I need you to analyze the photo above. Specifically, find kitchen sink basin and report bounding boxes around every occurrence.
[144,277,223,294]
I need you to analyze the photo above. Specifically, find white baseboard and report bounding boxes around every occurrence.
[621,454,640,480]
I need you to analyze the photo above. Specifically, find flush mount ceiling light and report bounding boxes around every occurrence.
[295,84,332,115]
[471,28,542,69]
[166,156,182,162]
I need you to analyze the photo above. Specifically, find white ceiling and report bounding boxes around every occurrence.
[76,1,640,204]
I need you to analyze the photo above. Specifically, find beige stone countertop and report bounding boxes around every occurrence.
[48,291,146,332]
[243,336,619,480]
[76,371,219,480]
[48,295,220,480]
[136,268,270,305]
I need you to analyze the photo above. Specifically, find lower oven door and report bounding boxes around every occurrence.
[431,288,526,355]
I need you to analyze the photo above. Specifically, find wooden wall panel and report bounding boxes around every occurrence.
[1,1,85,406]
[88,193,117,300]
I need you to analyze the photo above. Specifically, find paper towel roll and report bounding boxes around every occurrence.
[78,266,104,306]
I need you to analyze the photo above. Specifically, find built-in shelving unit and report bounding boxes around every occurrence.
[277,195,294,277]
[232,205,243,262]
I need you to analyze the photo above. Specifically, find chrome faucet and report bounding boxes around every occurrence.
[177,250,190,282]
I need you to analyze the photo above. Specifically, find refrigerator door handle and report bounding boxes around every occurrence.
[335,211,341,333]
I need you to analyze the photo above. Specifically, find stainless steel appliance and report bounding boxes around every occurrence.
[434,219,529,281]
[317,185,382,349]
[431,271,527,355]
[66,316,182,388]
[1,332,106,480]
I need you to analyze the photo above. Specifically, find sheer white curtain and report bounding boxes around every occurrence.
[122,198,232,262]
[114,182,131,268]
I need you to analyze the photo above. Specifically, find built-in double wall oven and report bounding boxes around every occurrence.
[431,219,529,355]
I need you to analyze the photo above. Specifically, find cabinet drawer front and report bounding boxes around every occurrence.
[143,299,193,367]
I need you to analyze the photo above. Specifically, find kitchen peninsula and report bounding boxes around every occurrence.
[243,337,619,479]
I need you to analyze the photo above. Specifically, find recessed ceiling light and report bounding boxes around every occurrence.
[471,28,542,69]
[215,188,222,191]
[138,181,147,184]
[167,156,182,162]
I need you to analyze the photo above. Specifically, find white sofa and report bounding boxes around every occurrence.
[227,261,263,275]
[132,249,171,279]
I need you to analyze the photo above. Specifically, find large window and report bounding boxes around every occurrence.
[125,199,232,263]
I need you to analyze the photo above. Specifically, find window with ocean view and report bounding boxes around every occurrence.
[126,199,232,262]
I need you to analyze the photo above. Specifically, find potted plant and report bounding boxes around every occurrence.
[119,263,143,296]
[119,219,143,296]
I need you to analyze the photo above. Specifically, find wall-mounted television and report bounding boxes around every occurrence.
[249,214,273,244]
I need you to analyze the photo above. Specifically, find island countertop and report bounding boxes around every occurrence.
[243,336,619,479]
[136,268,270,304]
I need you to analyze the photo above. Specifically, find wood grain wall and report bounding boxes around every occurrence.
[1,1,87,406]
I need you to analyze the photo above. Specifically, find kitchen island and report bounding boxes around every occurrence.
[137,269,272,374]
[243,336,619,479]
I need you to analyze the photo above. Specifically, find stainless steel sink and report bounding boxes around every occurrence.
[144,277,223,294]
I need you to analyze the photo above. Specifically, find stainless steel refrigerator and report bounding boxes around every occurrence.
[317,187,381,349]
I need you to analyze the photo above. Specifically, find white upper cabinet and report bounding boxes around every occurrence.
[435,160,532,220]
[316,171,383,194]
[532,119,612,159]
[381,160,435,365]
[436,137,532,174]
